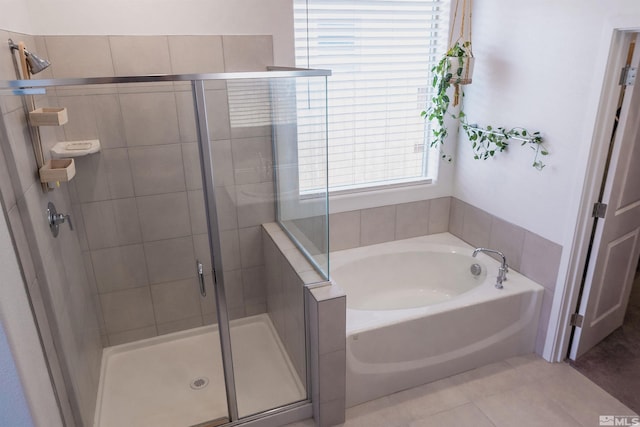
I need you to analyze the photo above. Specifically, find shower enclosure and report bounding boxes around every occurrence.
[0,67,329,427]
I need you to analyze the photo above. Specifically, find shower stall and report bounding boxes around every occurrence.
[0,66,330,427]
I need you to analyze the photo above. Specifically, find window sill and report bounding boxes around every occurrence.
[328,177,452,214]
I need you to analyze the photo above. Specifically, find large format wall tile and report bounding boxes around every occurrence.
[82,198,141,249]
[168,36,225,75]
[520,231,563,291]
[4,109,38,195]
[231,136,273,184]
[238,226,263,268]
[329,211,361,251]
[109,36,172,76]
[177,88,232,142]
[462,203,492,249]
[101,287,156,334]
[137,192,191,242]
[211,140,235,187]
[236,182,276,228]
[57,95,98,141]
[360,205,396,246]
[144,236,196,284]
[102,149,135,198]
[91,245,148,293]
[428,197,451,234]
[181,143,203,189]
[73,149,135,203]
[395,200,429,240]
[120,92,180,146]
[129,144,186,196]
[150,278,202,324]
[92,94,126,149]
[0,140,16,209]
[222,36,273,72]
[187,190,207,235]
[489,217,526,272]
[46,36,115,78]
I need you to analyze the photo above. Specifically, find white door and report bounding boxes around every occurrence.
[570,39,640,359]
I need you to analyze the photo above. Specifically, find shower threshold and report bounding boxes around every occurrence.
[93,314,306,427]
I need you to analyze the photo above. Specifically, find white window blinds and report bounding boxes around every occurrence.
[294,0,449,192]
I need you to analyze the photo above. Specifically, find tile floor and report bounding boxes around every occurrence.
[286,354,637,427]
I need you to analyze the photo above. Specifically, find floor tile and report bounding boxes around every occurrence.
[475,381,581,427]
[283,421,316,427]
[505,353,571,382]
[386,377,469,420]
[409,403,494,427]
[449,360,529,401]
[344,396,413,427]
[284,355,636,427]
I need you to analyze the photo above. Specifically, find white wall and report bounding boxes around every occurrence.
[0,0,32,33]
[453,0,640,244]
[0,210,62,427]
[25,0,295,65]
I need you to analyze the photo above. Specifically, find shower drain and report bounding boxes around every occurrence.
[190,377,210,390]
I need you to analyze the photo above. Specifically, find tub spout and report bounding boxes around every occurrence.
[472,248,508,289]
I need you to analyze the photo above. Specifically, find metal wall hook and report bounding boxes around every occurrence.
[47,201,73,237]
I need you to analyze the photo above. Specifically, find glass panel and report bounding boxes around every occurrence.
[218,77,322,418]
[0,70,327,426]
[272,76,329,279]
[16,82,231,427]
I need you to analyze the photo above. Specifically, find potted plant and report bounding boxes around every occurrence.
[445,40,474,86]
[422,40,473,160]
[421,41,548,170]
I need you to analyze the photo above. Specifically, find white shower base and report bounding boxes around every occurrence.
[93,314,306,427]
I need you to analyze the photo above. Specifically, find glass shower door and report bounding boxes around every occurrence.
[0,68,328,427]
[195,75,328,420]
[45,81,230,427]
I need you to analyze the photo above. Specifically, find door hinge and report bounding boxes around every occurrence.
[619,65,637,86]
[570,313,584,328]
[592,202,608,218]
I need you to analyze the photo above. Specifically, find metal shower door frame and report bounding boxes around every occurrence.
[192,80,239,422]
[0,67,330,426]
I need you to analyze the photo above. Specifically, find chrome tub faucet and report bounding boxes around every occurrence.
[472,248,508,289]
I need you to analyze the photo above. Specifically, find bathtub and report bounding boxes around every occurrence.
[330,232,544,407]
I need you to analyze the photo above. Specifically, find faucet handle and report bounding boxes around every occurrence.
[46,202,73,237]
[63,213,73,231]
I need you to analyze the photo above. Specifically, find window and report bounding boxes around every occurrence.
[294,0,449,193]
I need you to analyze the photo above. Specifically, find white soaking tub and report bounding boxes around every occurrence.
[330,232,544,407]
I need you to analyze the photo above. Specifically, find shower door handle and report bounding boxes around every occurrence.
[196,260,206,297]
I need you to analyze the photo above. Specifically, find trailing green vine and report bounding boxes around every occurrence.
[421,41,549,170]
[461,122,548,170]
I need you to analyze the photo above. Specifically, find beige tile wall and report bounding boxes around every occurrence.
[0,30,102,426]
[329,197,452,251]
[263,223,318,387]
[307,285,347,427]
[263,222,346,426]
[33,34,276,345]
[449,197,563,354]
